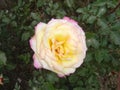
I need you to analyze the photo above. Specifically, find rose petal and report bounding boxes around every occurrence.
[63,68,76,75]
[40,60,50,70]
[73,57,84,68]
[35,22,46,53]
[29,36,36,52]
[51,61,76,76]
[63,16,78,24]
[35,22,46,32]
[58,74,65,77]
[33,54,42,69]
[51,61,64,72]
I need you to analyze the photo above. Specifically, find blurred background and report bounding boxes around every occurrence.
[0,0,120,90]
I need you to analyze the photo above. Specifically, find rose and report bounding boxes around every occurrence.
[29,17,87,77]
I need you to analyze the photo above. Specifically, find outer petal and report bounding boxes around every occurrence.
[63,67,76,75]
[64,18,87,68]
[29,22,47,53]
[35,22,46,32]
[73,55,84,68]
[63,16,78,25]
[33,54,42,69]
[51,60,76,77]
[35,22,47,53]
[46,18,67,35]
[34,53,51,70]
[50,61,66,77]
[51,60,75,76]
[51,61,64,72]
[29,36,36,52]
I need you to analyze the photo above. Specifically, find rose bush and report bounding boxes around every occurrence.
[29,17,87,77]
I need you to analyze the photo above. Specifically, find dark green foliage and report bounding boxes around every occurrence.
[0,0,120,90]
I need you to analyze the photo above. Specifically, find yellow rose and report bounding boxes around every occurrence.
[29,17,87,77]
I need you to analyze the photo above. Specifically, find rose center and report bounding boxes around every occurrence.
[50,39,65,59]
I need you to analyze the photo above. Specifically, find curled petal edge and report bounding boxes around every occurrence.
[33,54,42,69]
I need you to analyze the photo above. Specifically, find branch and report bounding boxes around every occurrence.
[109,0,120,14]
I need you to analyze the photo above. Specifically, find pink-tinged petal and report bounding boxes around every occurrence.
[63,16,78,24]
[35,22,46,31]
[58,74,66,78]
[33,54,42,69]
[29,36,36,52]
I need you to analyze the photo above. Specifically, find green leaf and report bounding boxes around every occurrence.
[82,14,89,21]
[111,21,120,30]
[6,63,16,70]
[116,9,120,16]
[14,82,20,90]
[88,75,94,84]
[97,7,106,17]
[100,37,108,47]
[107,1,116,8]
[86,32,96,39]
[56,10,66,18]
[21,32,30,41]
[85,52,93,62]
[18,0,23,7]
[87,38,99,48]
[0,51,7,66]
[65,0,74,8]
[11,21,17,27]
[46,73,59,84]
[93,1,107,7]
[110,31,120,45]
[31,21,38,27]
[31,12,40,21]
[78,68,88,76]
[2,17,10,24]
[53,3,59,10]
[76,8,85,14]
[87,16,96,24]
[43,82,55,90]
[69,75,78,84]
[95,49,109,63]
[18,53,30,64]
[97,19,109,30]
[37,0,45,8]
